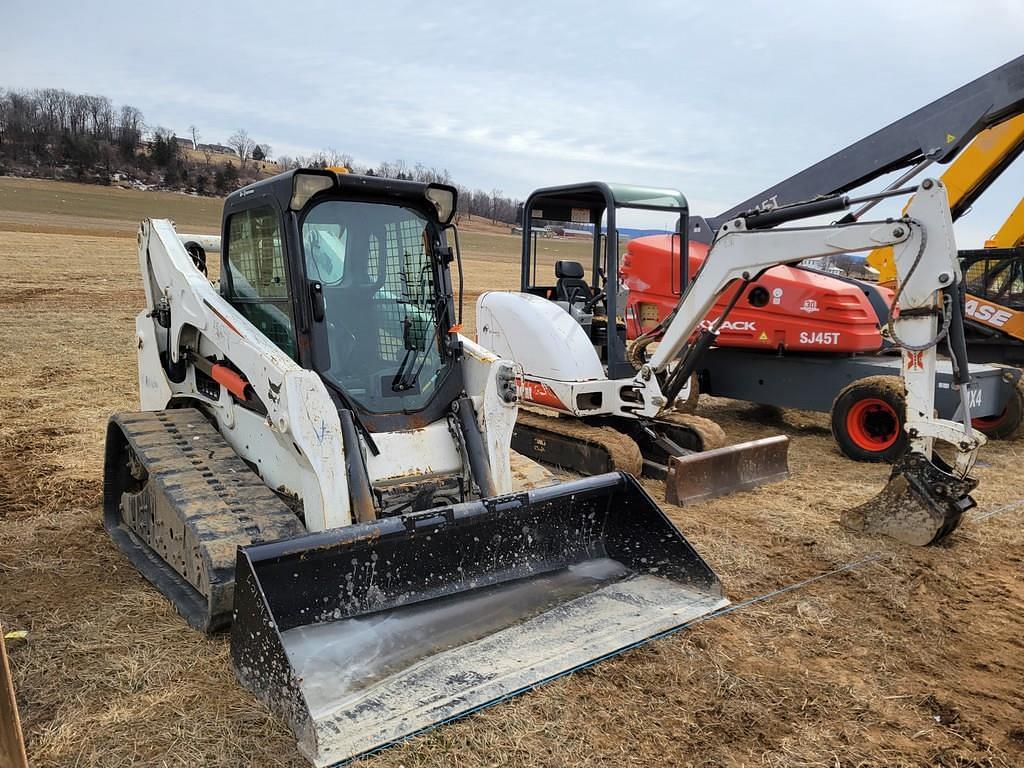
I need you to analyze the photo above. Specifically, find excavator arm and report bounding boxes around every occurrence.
[632,180,983,545]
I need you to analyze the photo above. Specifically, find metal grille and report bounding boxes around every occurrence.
[228,209,288,299]
[962,249,1024,310]
[236,304,294,351]
[374,220,433,363]
[226,207,296,360]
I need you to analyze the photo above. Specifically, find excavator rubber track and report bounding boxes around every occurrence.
[512,409,730,477]
[102,409,305,633]
[513,410,645,475]
[656,411,728,451]
[512,409,790,503]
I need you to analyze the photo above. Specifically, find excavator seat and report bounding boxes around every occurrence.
[555,260,592,305]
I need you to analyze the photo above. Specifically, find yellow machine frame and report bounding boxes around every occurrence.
[867,116,1024,344]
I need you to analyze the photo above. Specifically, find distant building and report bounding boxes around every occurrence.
[198,143,234,155]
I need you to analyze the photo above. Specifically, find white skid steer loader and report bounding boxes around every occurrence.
[103,169,729,766]
[479,179,984,544]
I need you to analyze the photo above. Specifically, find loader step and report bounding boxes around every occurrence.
[103,409,305,632]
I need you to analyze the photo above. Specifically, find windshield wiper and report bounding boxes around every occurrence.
[323,378,380,455]
[391,260,438,392]
[391,311,437,392]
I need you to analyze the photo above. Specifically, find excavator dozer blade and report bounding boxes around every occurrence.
[231,472,728,767]
[840,451,977,546]
[666,436,791,506]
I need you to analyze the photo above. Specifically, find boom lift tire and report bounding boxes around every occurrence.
[971,369,1024,439]
[831,376,908,463]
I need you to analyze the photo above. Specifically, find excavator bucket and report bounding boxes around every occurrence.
[231,472,728,766]
[665,436,791,506]
[840,451,977,546]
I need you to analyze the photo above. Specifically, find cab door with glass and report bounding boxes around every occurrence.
[223,204,299,361]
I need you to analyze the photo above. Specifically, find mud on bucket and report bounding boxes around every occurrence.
[840,451,978,546]
[229,471,728,767]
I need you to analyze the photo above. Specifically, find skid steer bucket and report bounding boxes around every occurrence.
[840,451,977,545]
[231,472,728,767]
[665,436,791,506]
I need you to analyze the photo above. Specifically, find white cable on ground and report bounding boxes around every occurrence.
[684,553,888,629]
[970,499,1024,524]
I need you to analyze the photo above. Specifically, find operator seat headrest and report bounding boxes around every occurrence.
[554,260,585,279]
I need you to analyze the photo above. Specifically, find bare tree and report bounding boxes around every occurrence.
[490,188,503,223]
[189,125,199,150]
[228,129,255,167]
[253,143,272,162]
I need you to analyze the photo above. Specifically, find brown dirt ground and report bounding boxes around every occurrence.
[1,178,1023,768]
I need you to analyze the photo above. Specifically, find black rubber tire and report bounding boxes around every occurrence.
[973,373,1024,440]
[830,375,908,463]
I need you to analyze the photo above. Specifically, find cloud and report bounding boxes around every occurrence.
[2,0,1023,240]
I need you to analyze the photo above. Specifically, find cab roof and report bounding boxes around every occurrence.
[224,168,456,218]
[523,181,688,225]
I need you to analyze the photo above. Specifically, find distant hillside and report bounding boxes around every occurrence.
[0,86,523,223]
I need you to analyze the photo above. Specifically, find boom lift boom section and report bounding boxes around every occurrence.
[697,55,1024,240]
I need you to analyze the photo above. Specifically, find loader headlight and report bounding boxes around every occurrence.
[290,172,334,210]
[425,185,456,225]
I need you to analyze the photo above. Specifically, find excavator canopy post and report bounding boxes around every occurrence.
[231,472,727,766]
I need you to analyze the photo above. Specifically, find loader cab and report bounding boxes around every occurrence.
[519,182,688,380]
[220,169,464,431]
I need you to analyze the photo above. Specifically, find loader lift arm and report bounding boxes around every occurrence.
[631,179,984,545]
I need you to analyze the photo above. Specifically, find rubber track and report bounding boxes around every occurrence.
[655,411,728,451]
[516,410,644,476]
[105,409,305,632]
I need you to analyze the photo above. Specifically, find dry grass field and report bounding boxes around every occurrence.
[1,176,1023,767]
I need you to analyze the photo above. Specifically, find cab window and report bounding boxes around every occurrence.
[225,206,298,360]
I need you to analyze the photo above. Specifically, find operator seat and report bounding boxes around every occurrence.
[555,261,592,305]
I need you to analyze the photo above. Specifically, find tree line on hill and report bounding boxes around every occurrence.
[0,87,521,223]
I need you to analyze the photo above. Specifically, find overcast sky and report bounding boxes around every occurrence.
[3,1,1023,242]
